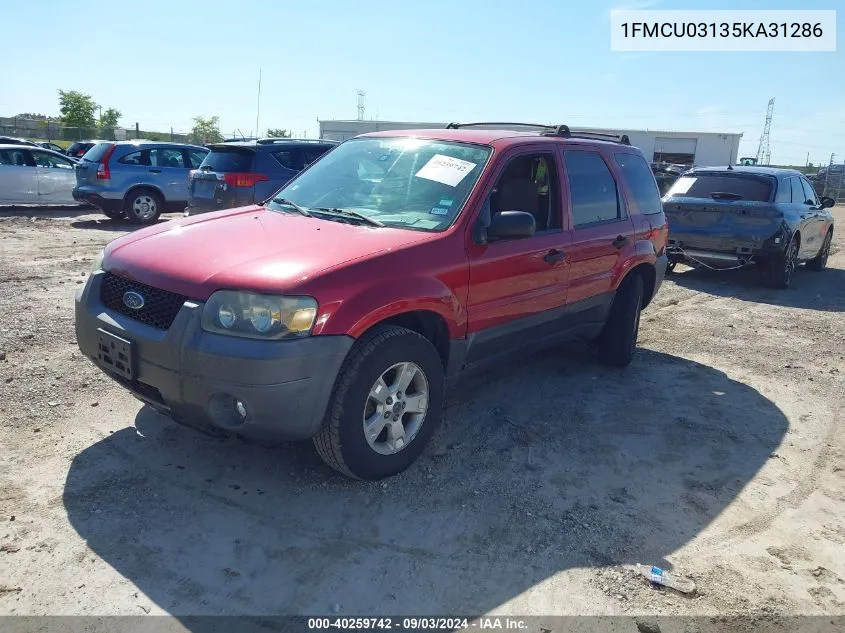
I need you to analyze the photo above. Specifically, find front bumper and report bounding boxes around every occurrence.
[74,272,353,440]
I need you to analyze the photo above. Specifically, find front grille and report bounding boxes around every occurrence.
[100,272,187,330]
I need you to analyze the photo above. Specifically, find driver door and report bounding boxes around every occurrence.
[32,150,77,204]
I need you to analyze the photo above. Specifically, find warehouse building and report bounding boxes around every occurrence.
[318,119,743,167]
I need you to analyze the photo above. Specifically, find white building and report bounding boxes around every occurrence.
[318,119,743,167]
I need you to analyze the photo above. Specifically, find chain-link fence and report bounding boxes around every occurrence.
[0,117,192,145]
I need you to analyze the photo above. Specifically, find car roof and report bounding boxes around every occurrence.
[107,140,208,150]
[358,128,640,151]
[691,165,804,177]
[209,138,338,149]
[0,143,69,153]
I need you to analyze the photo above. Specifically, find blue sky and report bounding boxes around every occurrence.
[1,0,841,165]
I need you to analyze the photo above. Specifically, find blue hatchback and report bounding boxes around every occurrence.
[185,138,337,216]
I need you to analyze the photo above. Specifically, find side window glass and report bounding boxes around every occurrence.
[490,153,560,232]
[188,150,207,169]
[613,153,662,214]
[119,151,146,166]
[0,149,30,166]
[33,151,72,168]
[790,178,804,204]
[800,178,818,206]
[273,149,305,171]
[564,150,624,226]
[775,179,792,203]
[150,148,185,168]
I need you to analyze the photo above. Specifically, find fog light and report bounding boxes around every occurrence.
[234,399,247,420]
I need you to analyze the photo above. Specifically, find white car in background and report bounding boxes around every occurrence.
[0,144,79,205]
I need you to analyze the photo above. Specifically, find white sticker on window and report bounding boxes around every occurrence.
[669,177,696,195]
[415,154,477,187]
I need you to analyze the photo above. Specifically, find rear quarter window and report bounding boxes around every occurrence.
[614,152,662,214]
[82,143,114,162]
[199,149,254,172]
[666,173,774,202]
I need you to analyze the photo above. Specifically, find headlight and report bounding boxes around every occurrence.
[91,249,105,273]
[201,291,318,339]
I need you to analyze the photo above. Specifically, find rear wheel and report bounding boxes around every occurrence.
[597,273,644,368]
[313,325,444,480]
[764,238,799,289]
[807,230,832,272]
[124,188,163,225]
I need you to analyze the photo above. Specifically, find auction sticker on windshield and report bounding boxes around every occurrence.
[415,154,477,187]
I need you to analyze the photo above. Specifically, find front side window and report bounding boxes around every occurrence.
[564,150,624,226]
[614,152,662,214]
[32,151,73,169]
[490,153,560,231]
[800,178,818,206]
[270,137,492,232]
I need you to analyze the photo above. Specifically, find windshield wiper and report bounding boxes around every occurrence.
[312,207,384,227]
[269,197,312,217]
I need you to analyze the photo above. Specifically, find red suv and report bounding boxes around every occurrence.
[75,123,669,480]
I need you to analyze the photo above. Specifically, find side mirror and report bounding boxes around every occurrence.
[487,211,536,241]
[820,196,835,209]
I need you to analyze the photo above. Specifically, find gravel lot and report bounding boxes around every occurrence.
[1,206,844,622]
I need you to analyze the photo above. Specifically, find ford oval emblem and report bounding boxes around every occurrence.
[122,291,145,310]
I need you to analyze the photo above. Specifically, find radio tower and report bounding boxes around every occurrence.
[756,97,775,165]
[356,89,366,121]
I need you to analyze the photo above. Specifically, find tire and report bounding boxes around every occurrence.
[101,208,125,221]
[763,237,799,289]
[807,230,832,272]
[124,188,164,225]
[313,325,445,480]
[597,273,644,368]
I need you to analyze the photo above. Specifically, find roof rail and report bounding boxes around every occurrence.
[256,137,337,145]
[445,122,631,145]
[560,128,631,145]
[445,122,557,130]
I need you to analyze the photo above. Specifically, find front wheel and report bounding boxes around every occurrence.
[807,230,832,272]
[597,273,644,368]
[313,325,445,480]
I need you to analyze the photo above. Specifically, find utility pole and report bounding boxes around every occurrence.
[356,89,366,121]
[255,68,262,140]
[824,153,836,197]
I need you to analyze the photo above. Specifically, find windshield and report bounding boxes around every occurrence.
[665,173,774,202]
[267,137,492,231]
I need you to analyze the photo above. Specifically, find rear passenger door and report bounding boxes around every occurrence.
[561,148,636,307]
[0,148,37,202]
[800,176,826,256]
[148,147,189,203]
[788,176,816,258]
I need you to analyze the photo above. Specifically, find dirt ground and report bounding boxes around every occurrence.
[1,206,844,623]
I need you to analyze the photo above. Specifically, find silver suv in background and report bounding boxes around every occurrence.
[72,141,208,224]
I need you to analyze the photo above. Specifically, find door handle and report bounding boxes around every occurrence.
[543,249,565,264]
[149,168,162,174]
[612,235,628,249]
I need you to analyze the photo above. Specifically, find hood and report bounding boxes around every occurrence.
[104,206,437,300]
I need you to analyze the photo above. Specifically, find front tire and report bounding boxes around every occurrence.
[313,325,445,480]
[124,188,164,225]
[807,230,832,272]
[597,274,644,368]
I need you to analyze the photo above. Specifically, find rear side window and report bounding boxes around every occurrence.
[0,149,29,166]
[790,178,804,204]
[614,152,662,214]
[775,179,792,203]
[272,149,305,171]
[564,150,625,226]
[302,146,333,166]
[82,143,114,162]
[187,150,208,169]
[199,149,254,172]
[666,174,773,202]
[119,150,147,166]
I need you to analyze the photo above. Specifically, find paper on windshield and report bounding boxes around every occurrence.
[415,154,477,187]
[670,177,696,195]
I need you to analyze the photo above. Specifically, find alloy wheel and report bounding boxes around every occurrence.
[362,362,429,456]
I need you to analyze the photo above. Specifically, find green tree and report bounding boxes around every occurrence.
[190,116,223,144]
[266,128,291,138]
[98,107,122,130]
[57,90,97,128]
